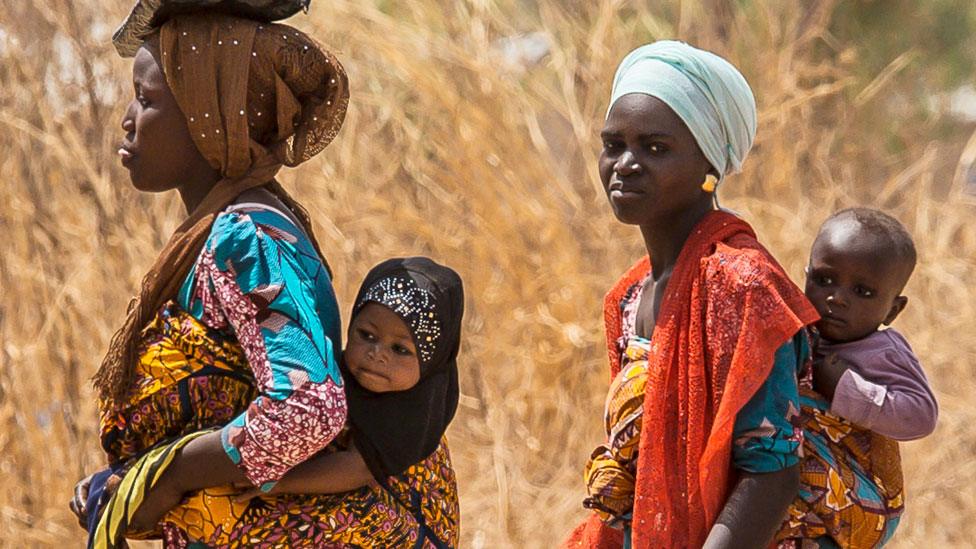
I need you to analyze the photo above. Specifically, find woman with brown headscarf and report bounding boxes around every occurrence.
[68,8,458,548]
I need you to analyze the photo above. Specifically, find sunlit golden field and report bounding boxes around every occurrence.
[1,1,974,547]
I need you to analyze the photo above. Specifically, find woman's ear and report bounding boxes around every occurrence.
[882,296,908,326]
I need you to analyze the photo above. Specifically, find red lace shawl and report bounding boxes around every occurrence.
[566,211,819,548]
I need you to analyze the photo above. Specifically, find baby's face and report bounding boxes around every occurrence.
[345,303,421,393]
[805,221,908,343]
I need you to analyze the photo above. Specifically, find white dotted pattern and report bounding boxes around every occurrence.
[358,276,441,363]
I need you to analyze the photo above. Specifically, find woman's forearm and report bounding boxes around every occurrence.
[129,431,246,532]
[272,449,374,494]
[703,465,800,549]
[166,431,249,492]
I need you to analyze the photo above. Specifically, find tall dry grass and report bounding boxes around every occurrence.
[0,1,974,547]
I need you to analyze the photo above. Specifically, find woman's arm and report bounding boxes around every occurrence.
[129,431,246,532]
[130,434,376,531]
[236,448,374,501]
[703,465,800,549]
[131,213,347,531]
[708,333,807,548]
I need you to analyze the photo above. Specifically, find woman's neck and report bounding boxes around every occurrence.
[640,201,713,280]
[178,176,220,214]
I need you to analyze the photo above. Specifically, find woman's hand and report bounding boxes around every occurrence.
[68,473,94,528]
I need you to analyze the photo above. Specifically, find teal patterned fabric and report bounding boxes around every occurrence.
[732,331,809,472]
[176,205,345,487]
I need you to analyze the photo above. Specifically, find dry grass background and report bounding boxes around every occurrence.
[1,1,974,547]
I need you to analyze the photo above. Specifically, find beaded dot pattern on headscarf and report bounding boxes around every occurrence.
[158,14,349,178]
[357,276,442,364]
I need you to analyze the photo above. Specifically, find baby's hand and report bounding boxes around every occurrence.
[812,353,851,401]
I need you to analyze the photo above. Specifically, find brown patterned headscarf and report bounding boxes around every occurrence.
[94,13,349,404]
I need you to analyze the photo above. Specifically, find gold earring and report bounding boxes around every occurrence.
[701,174,718,193]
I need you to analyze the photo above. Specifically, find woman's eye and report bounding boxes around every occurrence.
[648,143,668,154]
[602,141,620,153]
[133,85,149,107]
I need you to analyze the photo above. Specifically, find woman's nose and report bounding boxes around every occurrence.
[121,102,136,133]
[614,151,641,176]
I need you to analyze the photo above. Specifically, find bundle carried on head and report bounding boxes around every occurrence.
[113,0,312,56]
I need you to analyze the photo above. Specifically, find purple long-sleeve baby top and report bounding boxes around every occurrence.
[819,328,938,441]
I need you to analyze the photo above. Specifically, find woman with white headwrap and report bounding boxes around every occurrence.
[565,41,820,548]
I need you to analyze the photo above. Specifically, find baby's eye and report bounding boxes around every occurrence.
[392,344,414,356]
[816,275,833,286]
[357,328,376,341]
[854,285,875,298]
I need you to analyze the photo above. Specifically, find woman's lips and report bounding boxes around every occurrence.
[608,181,644,200]
[118,146,135,166]
[610,189,645,205]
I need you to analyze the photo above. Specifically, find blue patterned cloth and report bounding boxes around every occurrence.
[176,204,346,488]
[732,332,809,472]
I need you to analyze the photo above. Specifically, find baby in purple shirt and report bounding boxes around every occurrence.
[804,208,938,440]
[776,208,937,547]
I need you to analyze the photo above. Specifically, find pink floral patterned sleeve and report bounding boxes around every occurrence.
[178,208,347,489]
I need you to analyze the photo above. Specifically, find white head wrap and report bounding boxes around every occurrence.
[609,41,757,183]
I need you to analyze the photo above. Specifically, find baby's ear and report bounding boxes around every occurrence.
[882,296,908,326]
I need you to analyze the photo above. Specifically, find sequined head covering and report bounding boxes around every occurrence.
[94,13,349,404]
[356,276,442,364]
[343,257,464,480]
[609,40,757,184]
